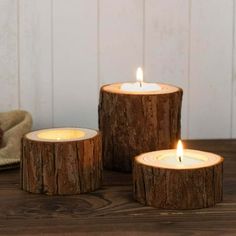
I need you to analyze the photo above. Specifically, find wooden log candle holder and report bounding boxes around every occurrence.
[21,128,102,195]
[133,149,224,209]
[99,83,183,172]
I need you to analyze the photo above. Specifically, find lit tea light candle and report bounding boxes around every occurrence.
[30,128,93,142]
[150,140,214,169]
[133,140,224,209]
[120,67,161,92]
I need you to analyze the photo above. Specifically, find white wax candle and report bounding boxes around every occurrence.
[138,149,221,170]
[157,154,204,168]
[121,82,161,92]
[120,67,161,92]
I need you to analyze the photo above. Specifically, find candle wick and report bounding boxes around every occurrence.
[139,82,142,87]
[178,156,182,163]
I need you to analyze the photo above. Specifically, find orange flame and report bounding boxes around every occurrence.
[176,140,184,163]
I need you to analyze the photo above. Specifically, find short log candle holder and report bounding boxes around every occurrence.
[99,83,183,172]
[21,128,102,195]
[133,144,224,210]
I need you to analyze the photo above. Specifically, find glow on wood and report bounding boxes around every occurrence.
[26,128,97,142]
[103,83,179,95]
[136,149,222,170]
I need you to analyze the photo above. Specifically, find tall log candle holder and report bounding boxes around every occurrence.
[133,144,224,210]
[99,83,183,172]
[21,128,102,195]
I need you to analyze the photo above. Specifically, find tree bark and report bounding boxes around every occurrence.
[133,158,223,210]
[99,83,183,172]
[21,132,102,195]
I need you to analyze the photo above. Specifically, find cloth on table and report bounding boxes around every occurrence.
[0,110,32,170]
[0,127,3,147]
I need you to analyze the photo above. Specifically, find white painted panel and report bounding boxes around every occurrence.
[53,0,98,128]
[1,0,234,138]
[0,0,18,111]
[232,0,236,138]
[99,0,143,84]
[19,0,53,129]
[189,0,233,139]
[145,0,189,138]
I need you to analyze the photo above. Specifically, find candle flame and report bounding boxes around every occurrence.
[136,67,143,86]
[176,140,184,163]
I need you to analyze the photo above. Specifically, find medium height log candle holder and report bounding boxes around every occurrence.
[133,144,224,210]
[21,128,102,195]
[99,83,183,172]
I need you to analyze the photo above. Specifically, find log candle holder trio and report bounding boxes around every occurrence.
[20,68,224,210]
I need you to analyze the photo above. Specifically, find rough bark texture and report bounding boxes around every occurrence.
[99,86,183,172]
[21,133,102,195]
[133,159,224,210]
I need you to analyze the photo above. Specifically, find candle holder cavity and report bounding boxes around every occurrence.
[21,128,102,195]
[99,83,183,172]
[133,149,224,210]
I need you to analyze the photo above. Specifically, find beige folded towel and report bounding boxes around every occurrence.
[0,127,3,147]
[0,110,32,169]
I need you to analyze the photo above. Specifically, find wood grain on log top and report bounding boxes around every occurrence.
[0,140,235,235]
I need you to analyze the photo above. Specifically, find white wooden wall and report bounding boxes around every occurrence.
[1,0,236,139]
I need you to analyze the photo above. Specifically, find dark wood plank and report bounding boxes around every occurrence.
[0,140,236,235]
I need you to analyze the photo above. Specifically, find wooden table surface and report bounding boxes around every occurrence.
[0,140,236,236]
